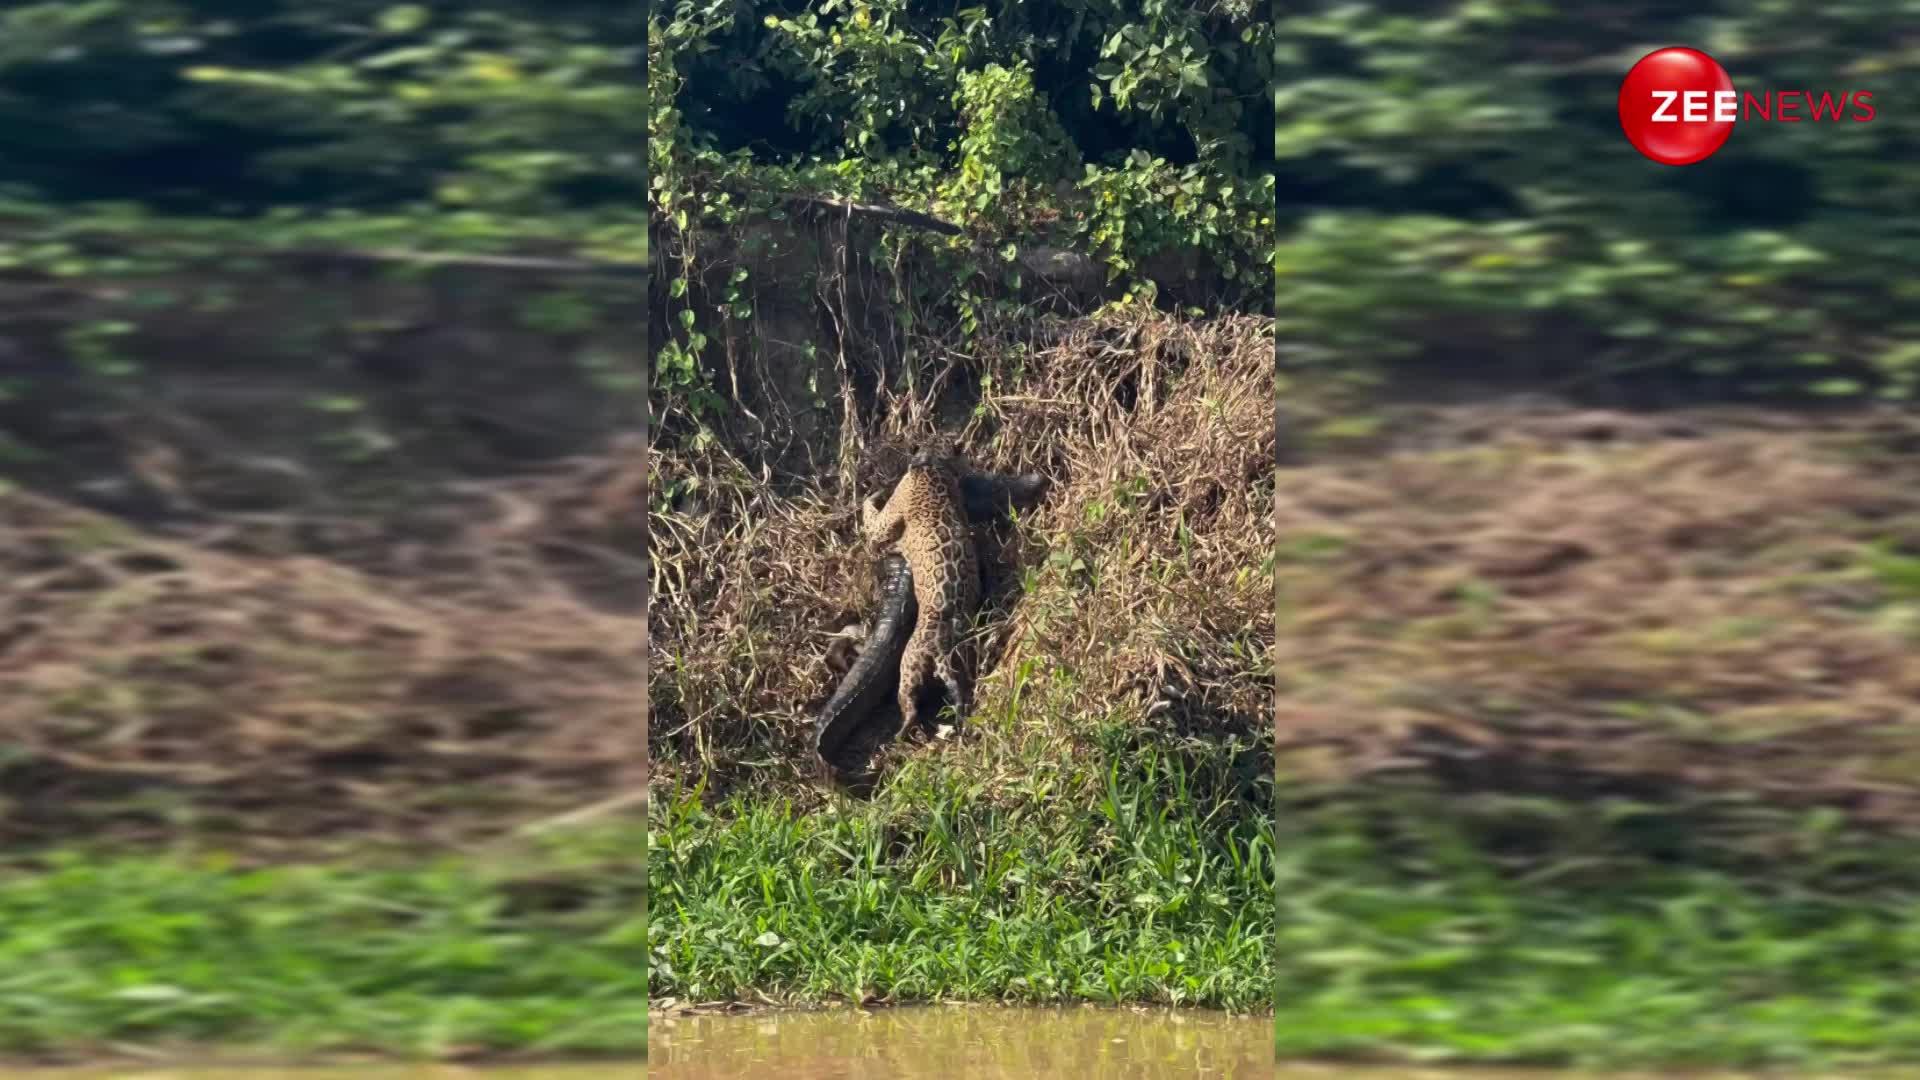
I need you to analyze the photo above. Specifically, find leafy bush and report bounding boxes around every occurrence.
[649,0,1275,434]
[0,2,644,215]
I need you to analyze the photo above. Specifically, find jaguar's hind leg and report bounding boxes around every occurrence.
[897,634,933,735]
[932,651,969,731]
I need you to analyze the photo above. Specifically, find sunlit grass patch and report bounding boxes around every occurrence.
[1270,791,1920,1068]
[0,828,646,1060]
[648,724,1271,1013]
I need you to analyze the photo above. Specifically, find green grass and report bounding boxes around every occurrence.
[0,827,646,1060]
[648,725,1271,1011]
[1270,792,1920,1069]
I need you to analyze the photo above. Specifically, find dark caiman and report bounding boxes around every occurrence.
[813,468,1048,781]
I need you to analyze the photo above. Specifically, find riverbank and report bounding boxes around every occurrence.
[648,729,1271,1012]
[0,225,649,1060]
[647,311,1276,1013]
[0,827,646,1062]
[1273,377,1920,1067]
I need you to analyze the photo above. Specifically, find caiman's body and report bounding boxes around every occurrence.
[813,467,1047,779]
[812,551,919,768]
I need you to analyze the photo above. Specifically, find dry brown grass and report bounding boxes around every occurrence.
[1276,397,1920,830]
[0,444,646,854]
[648,308,1275,797]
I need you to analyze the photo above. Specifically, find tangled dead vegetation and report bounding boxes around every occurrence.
[649,308,1275,797]
[0,441,646,854]
[1276,399,1920,832]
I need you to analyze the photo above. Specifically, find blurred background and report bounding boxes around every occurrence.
[1275,2,1916,399]
[1274,2,1920,1069]
[0,1,646,1066]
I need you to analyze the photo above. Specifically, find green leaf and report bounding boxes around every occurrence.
[377,5,429,33]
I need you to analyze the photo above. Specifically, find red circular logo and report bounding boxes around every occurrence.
[1618,47,1736,165]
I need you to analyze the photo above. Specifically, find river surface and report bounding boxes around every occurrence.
[650,1005,1260,1078]
[0,1007,1892,1080]
[647,1004,1887,1079]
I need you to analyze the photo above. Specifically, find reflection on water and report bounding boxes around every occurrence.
[649,1005,1268,1079]
[0,1043,1891,1080]
[648,1005,1901,1080]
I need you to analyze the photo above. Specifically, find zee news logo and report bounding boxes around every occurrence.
[1618,47,1878,166]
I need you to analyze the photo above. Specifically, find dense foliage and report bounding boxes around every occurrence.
[0,0,646,448]
[653,0,1272,274]
[1276,2,1920,400]
[0,2,645,262]
[0,2,642,214]
[650,0,1276,424]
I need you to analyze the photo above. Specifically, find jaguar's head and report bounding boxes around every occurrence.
[909,438,962,471]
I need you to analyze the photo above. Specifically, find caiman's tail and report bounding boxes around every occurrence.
[813,553,917,772]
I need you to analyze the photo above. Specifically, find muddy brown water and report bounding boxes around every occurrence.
[646,1005,1881,1079]
[650,1005,1269,1078]
[0,1006,1890,1080]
